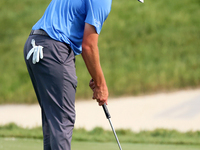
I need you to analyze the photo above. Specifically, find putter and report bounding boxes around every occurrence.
[102,103,123,150]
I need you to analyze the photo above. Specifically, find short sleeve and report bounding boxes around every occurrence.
[85,0,112,34]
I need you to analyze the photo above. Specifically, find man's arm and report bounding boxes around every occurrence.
[81,23,108,106]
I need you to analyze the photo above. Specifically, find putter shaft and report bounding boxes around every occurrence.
[108,118,123,150]
[102,103,122,150]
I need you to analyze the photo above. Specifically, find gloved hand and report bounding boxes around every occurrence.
[26,39,43,64]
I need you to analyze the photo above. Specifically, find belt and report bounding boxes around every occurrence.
[30,29,49,36]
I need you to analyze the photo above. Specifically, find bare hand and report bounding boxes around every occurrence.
[89,79,95,92]
[89,79,108,106]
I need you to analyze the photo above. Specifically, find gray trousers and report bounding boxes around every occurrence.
[24,34,77,150]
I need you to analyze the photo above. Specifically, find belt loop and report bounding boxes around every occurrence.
[30,30,34,35]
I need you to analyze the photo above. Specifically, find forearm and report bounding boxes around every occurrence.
[81,46,106,87]
[81,23,108,105]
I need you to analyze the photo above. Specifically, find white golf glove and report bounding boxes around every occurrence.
[26,39,44,64]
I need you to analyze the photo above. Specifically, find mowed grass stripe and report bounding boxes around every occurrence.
[0,138,200,150]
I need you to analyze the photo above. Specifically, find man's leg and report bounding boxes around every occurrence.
[42,109,51,150]
[24,36,51,150]
[24,34,77,150]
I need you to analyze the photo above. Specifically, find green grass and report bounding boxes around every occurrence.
[0,124,200,149]
[0,0,200,103]
[0,138,42,150]
[0,138,200,150]
[0,124,200,145]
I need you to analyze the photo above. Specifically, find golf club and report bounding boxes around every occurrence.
[102,103,123,150]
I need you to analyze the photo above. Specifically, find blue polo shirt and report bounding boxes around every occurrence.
[32,0,112,55]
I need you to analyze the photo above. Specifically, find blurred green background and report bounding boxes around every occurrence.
[0,0,200,104]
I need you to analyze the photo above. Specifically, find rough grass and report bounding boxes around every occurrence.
[0,0,200,103]
[0,123,200,145]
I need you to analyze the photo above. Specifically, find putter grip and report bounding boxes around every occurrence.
[102,103,111,119]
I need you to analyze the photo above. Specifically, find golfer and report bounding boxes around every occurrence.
[24,0,112,149]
